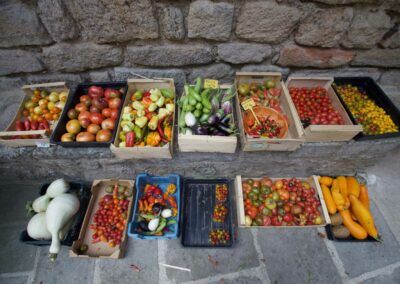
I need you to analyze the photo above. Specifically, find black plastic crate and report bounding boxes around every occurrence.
[181,179,235,248]
[325,224,378,242]
[332,77,400,140]
[20,182,91,246]
[50,81,127,147]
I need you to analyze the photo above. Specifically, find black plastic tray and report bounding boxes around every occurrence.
[332,77,400,140]
[50,81,127,147]
[20,182,91,246]
[181,179,234,248]
[325,224,377,242]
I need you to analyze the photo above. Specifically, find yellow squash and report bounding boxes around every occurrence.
[337,176,350,208]
[339,209,368,240]
[347,177,360,198]
[331,179,347,211]
[321,184,337,214]
[319,176,333,187]
[349,194,378,239]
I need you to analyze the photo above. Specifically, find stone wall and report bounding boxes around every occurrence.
[0,0,400,94]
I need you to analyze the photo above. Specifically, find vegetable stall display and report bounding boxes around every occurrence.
[319,176,379,241]
[0,82,69,147]
[24,179,82,261]
[285,77,362,142]
[235,175,330,227]
[70,179,135,259]
[235,72,304,151]
[111,78,175,159]
[177,77,238,153]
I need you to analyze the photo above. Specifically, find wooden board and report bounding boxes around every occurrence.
[234,175,331,228]
[110,78,175,159]
[0,82,69,147]
[235,72,304,151]
[70,179,135,259]
[178,84,238,153]
[285,77,363,142]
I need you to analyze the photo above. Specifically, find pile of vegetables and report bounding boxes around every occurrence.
[89,183,132,248]
[136,183,178,236]
[179,77,236,136]
[26,179,80,261]
[319,176,379,240]
[118,88,174,147]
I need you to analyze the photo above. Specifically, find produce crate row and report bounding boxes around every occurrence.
[23,173,380,261]
[1,73,399,155]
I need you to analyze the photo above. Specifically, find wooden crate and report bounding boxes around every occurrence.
[110,78,175,159]
[0,82,69,147]
[178,84,237,153]
[235,72,304,151]
[234,175,331,228]
[285,77,363,142]
[70,179,135,259]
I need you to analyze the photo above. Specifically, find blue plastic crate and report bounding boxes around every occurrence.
[128,173,181,240]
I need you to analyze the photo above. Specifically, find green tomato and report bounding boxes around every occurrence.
[262,207,271,216]
[253,200,261,207]
[261,186,271,195]
[195,103,203,110]
[251,188,260,195]
[247,179,254,186]
[265,198,276,210]
[254,216,263,226]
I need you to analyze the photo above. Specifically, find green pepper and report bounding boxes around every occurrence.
[135,116,148,128]
[194,77,202,93]
[133,125,142,140]
[193,109,201,118]
[195,102,203,110]
[155,218,167,233]
[133,91,143,100]
[199,113,210,123]
[161,88,174,99]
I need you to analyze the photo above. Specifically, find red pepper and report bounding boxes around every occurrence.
[38,123,45,130]
[142,97,152,107]
[125,131,135,147]
[30,120,39,130]
[143,91,151,98]
[15,120,25,131]
[24,119,31,131]
[157,116,165,138]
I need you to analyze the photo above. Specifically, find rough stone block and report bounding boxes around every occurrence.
[126,45,214,67]
[188,0,234,41]
[236,2,301,44]
[0,77,24,90]
[187,63,235,84]
[0,49,43,76]
[310,0,379,3]
[295,8,352,48]
[380,70,400,87]
[288,67,381,81]
[26,73,82,85]
[342,9,391,49]
[42,43,123,72]
[240,65,290,77]
[218,43,272,64]
[0,0,52,47]
[159,6,185,40]
[351,49,400,67]
[37,0,79,42]
[257,229,342,283]
[64,0,158,43]
[277,45,355,68]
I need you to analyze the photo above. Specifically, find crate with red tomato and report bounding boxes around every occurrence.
[111,78,175,159]
[285,77,362,142]
[234,175,331,228]
[235,72,304,151]
[51,82,126,147]
[0,82,70,147]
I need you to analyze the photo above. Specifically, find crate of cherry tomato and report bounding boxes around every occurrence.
[235,72,304,151]
[128,173,180,240]
[285,77,363,142]
[234,175,331,228]
[70,179,135,259]
[0,82,69,147]
[110,78,175,159]
[50,82,126,147]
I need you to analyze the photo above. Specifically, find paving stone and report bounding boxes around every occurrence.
[33,246,95,284]
[0,224,38,273]
[333,200,400,278]
[161,229,259,282]
[257,228,342,284]
[209,276,263,284]
[363,265,400,284]
[311,0,377,3]
[97,239,159,284]
[0,275,29,284]
[380,70,400,87]
[0,182,40,225]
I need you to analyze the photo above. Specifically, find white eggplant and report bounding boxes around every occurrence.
[46,178,69,198]
[32,195,51,213]
[27,212,51,240]
[148,218,160,231]
[46,193,80,261]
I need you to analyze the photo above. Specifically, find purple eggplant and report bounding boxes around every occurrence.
[221,101,233,115]
[207,114,220,125]
[194,125,208,135]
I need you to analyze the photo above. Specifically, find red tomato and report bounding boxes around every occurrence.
[101,118,115,130]
[110,108,118,120]
[90,113,105,125]
[246,206,258,219]
[102,108,112,118]
[108,98,122,109]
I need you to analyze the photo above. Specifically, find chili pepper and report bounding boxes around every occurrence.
[167,196,177,208]
[144,184,151,195]
[143,91,151,98]
[139,200,144,212]
[157,116,165,138]
[125,131,135,147]
[24,119,31,131]
[142,97,152,108]
[143,200,149,212]
[148,196,155,205]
